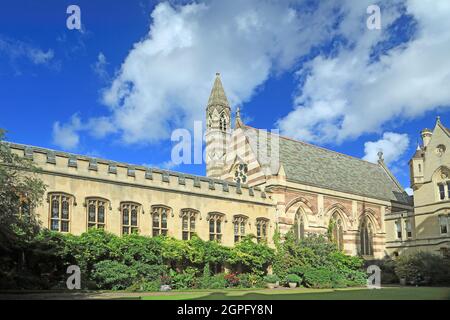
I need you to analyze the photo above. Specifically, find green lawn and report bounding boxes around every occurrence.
[140,286,450,300]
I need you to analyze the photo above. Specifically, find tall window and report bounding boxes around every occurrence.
[121,202,140,235]
[438,183,446,200]
[439,215,449,235]
[359,218,373,256]
[447,182,450,199]
[330,212,344,251]
[181,209,198,240]
[49,193,71,232]
[395,220,402,239]
[234,163,248,184]
[87,198,107,229]
[233,215,248,243]
[405,219,412,238]
[208,213,224,242]
[256,218,269,243]
[294,213,306,241]
[219,113,227,131]
[152,206,170,236]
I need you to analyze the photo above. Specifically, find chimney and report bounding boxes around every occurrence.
[421,128,433,148]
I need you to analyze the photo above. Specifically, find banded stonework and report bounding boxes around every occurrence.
[4,73,427,260]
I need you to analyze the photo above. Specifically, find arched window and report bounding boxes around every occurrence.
[180,209,198,240]
[208,212,224,242]
[294,212,306,241]
[152,206,170,236]
[49,193,73,232]
[256,218,269,243]
[360,218,373,256]
[121,202,140,235]
[234,163,248,184]
[233,215,248,243]
[330,212,344,251]
[86,198,107,229]
[219,113,227,131]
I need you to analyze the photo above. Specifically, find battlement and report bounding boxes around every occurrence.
[5,142,271,205]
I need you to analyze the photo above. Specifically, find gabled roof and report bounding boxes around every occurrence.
[207,73,230,109]
[242,125,411,204]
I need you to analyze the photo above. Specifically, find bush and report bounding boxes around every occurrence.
[263,274,279,283]
[395,251,450,285]
[237,273,263,288]
[224,273,240,287]
[286,274,301,284]
[91,260,136,290]
[170,267,198,290]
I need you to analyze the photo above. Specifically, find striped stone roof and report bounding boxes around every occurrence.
[243,126,411,204]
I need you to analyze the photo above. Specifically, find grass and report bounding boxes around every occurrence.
[140,286,450,300]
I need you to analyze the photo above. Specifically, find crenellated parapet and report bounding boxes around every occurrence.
[6,142,271,205]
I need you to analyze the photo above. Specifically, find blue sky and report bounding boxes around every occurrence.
[1,0,449,192]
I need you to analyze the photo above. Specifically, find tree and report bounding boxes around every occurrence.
[0,129,46,285]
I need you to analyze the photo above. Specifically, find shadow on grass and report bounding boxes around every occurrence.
[188,287,450,300]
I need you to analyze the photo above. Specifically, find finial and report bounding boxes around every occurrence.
[377,150,384,161]
[437,115,441,123]
[236,106,241,119]
[216,72,220,76]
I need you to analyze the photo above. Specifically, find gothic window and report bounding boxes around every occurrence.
[49,193,72,232]
[330,212,344,251]
[395,220,402,239]
[208,114,213,129]
[152,206,170,236]
[208,213,224,242]
[405,219,412,238]
[86,198,107,230]
[359,218,373,256]
[294,212,306,241]
[234,163,248,184]
[439,215,449,235]
[438,183,446,200]
[233,215,248,243]
[121,202,140,235]
[181,209,198,240]
[219,113,227,131]
[256,218,269,243]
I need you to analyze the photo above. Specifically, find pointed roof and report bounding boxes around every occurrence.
[207,73,230,108]
[241,125,411,204]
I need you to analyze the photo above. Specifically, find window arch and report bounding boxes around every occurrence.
[48,192,74,232]
[219,112,227,131]
[152,205,171,236]
[433,166,450,201]
[329,211,344,251]
[256,218,269,243]
[293,211,306,241]
[180,209,199,240]
[121,202,141,235]
[86,197,109,229]
[208,212,225,242]
[359,217,373,256]
[233,214,248,243]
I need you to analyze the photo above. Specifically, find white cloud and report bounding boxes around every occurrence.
[73,0,340,144]
[52,114,115,150]
[92,52,109,80]
[0,36,54,66]
[52,115,82,150]
[278,0,450,144]
[363,132,410,165]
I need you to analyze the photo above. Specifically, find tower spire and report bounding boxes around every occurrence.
[207,72,230,109]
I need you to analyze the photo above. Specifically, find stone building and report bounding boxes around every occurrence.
[386,117,450,257]
[5,73,415,259]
